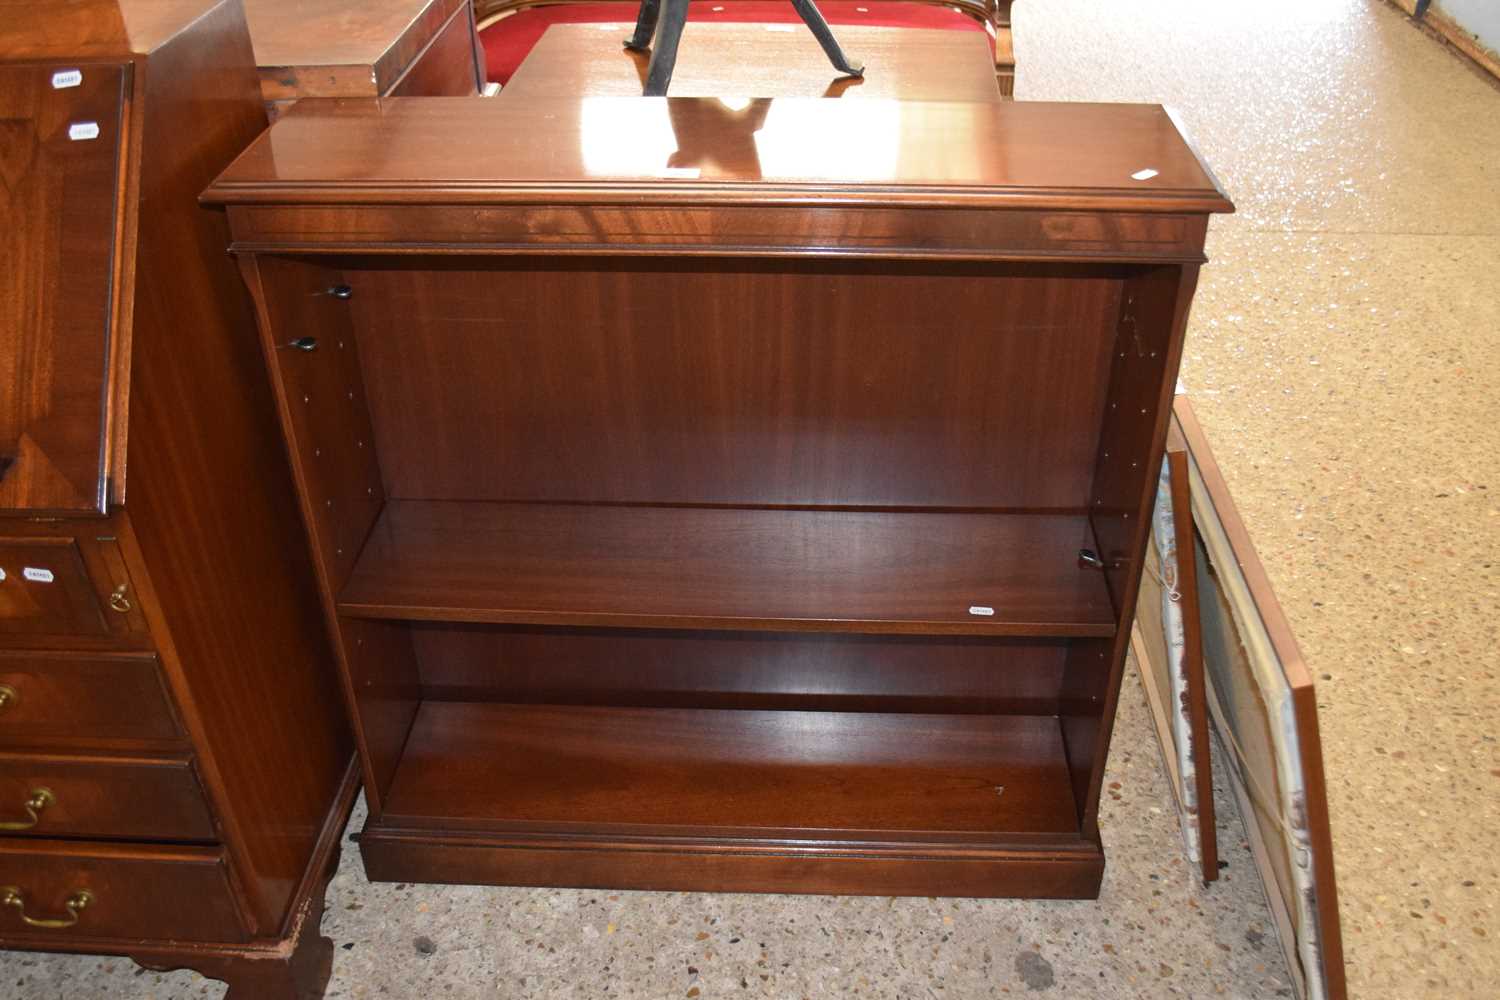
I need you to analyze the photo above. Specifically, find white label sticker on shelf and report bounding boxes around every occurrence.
[968,605,995,616]
[52,69,83,89]
[68,121,100,141]
[0,568,6,581]
[23,567,55,584]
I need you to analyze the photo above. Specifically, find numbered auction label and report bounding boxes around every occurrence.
[23,567,56,584]
[68,121,100,141]
[52,69,83,89]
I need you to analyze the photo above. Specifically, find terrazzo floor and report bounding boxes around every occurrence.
[4,1,1497,997]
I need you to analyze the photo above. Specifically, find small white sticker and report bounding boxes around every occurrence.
[1131,168,1159,181]
[968,605,995,616]
[68,121,100,141]
[52,69,83,89]
[0,568,6,581]
[23,567,55,584]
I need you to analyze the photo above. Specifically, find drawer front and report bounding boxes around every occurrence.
[0,650,181,745]
[0,533,146,639]
[0,539,107,635]
[0,839,247,945]
[0,752,215,842]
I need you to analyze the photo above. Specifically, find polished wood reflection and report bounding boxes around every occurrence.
[210,97,1230,211]
[502,23,1001,101]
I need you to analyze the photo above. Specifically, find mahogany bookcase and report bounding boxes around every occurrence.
[205,95,1232,898]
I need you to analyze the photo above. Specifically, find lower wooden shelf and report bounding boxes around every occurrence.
[363,701,1104,898]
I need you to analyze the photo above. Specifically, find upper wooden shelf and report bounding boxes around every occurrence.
[337,501,1116,637]
[202,97,1233,214]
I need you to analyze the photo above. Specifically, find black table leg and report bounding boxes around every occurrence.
[790,0,864,77]
[624,0,661,52]
[642,0,691,96]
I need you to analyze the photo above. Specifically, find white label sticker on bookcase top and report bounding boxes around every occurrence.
[968,605,995,617]
[68,121,100,141]
[52,69,83,89]
[23,567,55,584]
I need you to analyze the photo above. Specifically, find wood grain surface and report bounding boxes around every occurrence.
[0,62,128,514]
[339,501,1116,636]
[382,702,1079,836]
[502,23,1000,101]
[204,97,1233,213]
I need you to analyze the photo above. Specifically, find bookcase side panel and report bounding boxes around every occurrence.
[237,253,418,816]
[1063,264,1201,840]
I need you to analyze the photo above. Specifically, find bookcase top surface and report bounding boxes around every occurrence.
[203,96,1234,213]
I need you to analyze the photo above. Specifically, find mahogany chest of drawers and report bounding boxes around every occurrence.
[1,2,355,997]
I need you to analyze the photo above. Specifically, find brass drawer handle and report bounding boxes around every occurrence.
[0,887,92,930]
[0,684,16,711]
[108,584,131,613]
[0,787,54,831]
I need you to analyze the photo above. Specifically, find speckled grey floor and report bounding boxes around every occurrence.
[6,0,1498,997]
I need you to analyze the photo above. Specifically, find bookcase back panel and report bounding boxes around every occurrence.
[344,258,1126,509]
[409,624,1070,715]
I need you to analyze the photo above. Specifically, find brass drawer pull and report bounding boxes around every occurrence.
[0,787,55,831]
[0,887,92,930]
[108,584,131,613]
[0,684,16,711]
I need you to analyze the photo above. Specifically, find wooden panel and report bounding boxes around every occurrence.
[238,253,414,817]
[1129,432,1217,883]
[0,539,108,636]
[336,618,421,814]
[1175,397,1346,1000]
[246,0,472,100]
[0,651,181,746]
[1166,432,1217,882]
[340,502,1115,637]
[0,751,215,841]
[383,702,1080,837]
[413,625,1069,715]
[0,61,127,514]
[202,98,1235,215]
[349,260,1120,508]
[1062,263,1198,840]
[0,839,246,945]
[361,826,1104,898]
[243,256,385,590]
[388,3,482,97]
[502,23,1000,101]
[223,202,1213,261]
[114,5,355,936]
